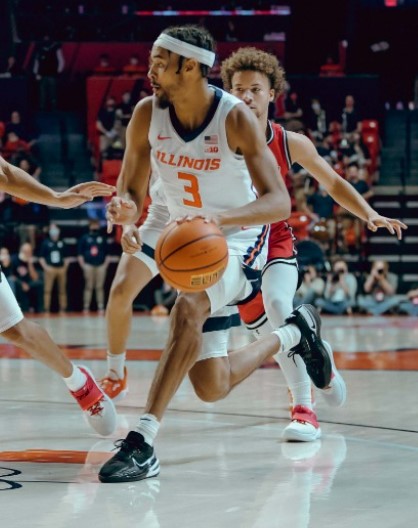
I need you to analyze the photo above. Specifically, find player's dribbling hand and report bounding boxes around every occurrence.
[106,196,138,233]
[366,215,407,240]
[57,182,116,209]
[121,225,142,253]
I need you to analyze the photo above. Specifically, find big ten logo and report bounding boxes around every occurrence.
[190,266,225,287]
[0,467,22,491]
[204,146,219,153]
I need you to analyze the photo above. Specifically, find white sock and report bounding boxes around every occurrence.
[288,381,313,409]
[136,414,160,446]
[107,351,126,379]
[63,365,87,392]
[273,324,301,354]
[274,351,313,409]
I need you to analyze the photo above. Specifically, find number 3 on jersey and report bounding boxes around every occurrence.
[178,172,202,208]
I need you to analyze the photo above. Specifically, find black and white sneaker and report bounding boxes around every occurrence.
[98,431,160,483]
[285,304,332,389]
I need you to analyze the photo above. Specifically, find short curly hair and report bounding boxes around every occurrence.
[221,47,286,96]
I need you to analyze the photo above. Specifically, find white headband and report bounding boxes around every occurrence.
[153,33,215,67]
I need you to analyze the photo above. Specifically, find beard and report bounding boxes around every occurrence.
[156,92,170,109]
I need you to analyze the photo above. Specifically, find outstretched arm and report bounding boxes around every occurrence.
[288,132,407,239]
[0,156,115,208]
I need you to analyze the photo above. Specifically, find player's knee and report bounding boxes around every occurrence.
[193,379,229,402]
[190,364,230,402]
[172,293,209,328]
[108,276,135,305]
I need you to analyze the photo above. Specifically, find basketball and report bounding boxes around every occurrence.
[155,218,229,292]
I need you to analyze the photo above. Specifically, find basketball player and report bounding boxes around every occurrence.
[220,47,407,441]
[0,155,117,436]
[100,46,406,444]
[99,25,334,483]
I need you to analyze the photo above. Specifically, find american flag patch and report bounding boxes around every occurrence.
[204,134,218,144]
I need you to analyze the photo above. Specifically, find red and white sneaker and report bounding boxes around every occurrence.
[70,366,117,436]
[282,405,321,442]
[319,341,346,407]
[99,367,128,402]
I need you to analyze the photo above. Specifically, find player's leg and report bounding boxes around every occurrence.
[189,257,328,399]
[101,253,153,399]
[101,206,168,399]
[99,256,331,483]
[263,261,346,413]
[261,260,320,440]
[43,267,56,313]
[0,272,116,435]
[82,264,94,312]
[95,262,107,312]
[57,267,67,313]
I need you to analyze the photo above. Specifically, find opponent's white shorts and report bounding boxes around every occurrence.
[132,203,171,277]
[0,272,24,333]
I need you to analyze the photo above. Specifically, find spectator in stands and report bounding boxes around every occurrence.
[0,193,16,227]
[2,132,31,161]
[0,246,16,293]
[96,96,123,157]
[151,280,178,316]
[339,131,369,168]
[398,285,418,316]
[33,34,65,111]
[92,54,116,75]
[13,158,48,248]
[283,91,303,131]
[316,259,357,315]
[346,163,373,200]
[39,223,68,313]
[5,111,37,148]
[306,184,336,244]
[320,55,344,77]
[12,241,43,313]
[122,54,143,76]
[116,91,134,145]
[294,265,325,308]
[77,219,109,314]
[0,55,23,78]
[335,163,373,251]
[225,20,238,42]
[306,98,327,140]
[341,95,361,136]
[357,260,401,316]
[16,157,41,182]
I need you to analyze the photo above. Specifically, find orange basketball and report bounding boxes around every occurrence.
[155,218,229,292]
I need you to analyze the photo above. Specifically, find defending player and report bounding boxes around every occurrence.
[220,47,406,440]
[0,155,117,436]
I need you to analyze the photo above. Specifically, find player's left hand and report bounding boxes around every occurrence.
[366,215,407,240]
[56,182,115,209]
[106,196,138,232]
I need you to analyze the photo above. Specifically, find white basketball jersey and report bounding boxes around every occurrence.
[148,86,268,261]
[148,171,166,206]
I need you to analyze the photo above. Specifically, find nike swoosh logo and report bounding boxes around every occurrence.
[157,134,171,140]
